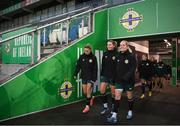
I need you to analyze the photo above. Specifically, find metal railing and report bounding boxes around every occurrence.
[0,6,97,84]
[0,0,107,33]
[0,0,141,84]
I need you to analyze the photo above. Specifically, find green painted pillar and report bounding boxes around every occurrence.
[177,39,180,82]
[172,38,177,86]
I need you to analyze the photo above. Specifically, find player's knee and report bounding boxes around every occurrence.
[100,89,105,94]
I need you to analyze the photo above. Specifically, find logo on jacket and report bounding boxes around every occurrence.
[89,59,93,63]
[120,8,143,31]
[112,56,116,60]
[58,81,73,99]
[125,59,129,64]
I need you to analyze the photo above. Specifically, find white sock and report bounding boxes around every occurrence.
[103,103,108,108]
[112,112,117,118]
[86,105,89,108]
[128,110,132,116]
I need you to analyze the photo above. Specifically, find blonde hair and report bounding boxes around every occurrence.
[128,47,132,53]
[120,40,132,53]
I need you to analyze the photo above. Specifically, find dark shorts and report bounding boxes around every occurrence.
[140,76,152,81]
[157,75,165,78]
[82,80,94,85]
[115,83,134,91]
[100,76,114,86]
[140,74,152,81]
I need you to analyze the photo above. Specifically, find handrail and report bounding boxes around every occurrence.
[0,24,32,35]
[0,29,36,44]
[0,6,89,35]
[37,8,91,30]
[38,6,90,24]
[0,9,91,44]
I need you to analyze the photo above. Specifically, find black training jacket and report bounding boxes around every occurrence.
[74,53,97,82]
[101,50,117,79]
[138,59,153,78]
[151,61,158,75]
[113,50,137,84]
[156,61,167,76]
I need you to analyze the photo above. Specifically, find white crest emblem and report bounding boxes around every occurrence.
[125,59,129,64]
[58,81,73,99]
[112,56,116,60]
[89,59,92,63]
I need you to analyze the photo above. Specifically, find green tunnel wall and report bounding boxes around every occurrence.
[0,10,108,121]
[108,0,180,39]
[1,0,180,122]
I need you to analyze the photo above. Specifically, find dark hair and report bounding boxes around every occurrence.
[108,40,117,48]
[107,40,117,51]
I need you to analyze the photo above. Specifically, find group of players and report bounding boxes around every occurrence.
[74,40,171,124]
[138,54,171,99]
